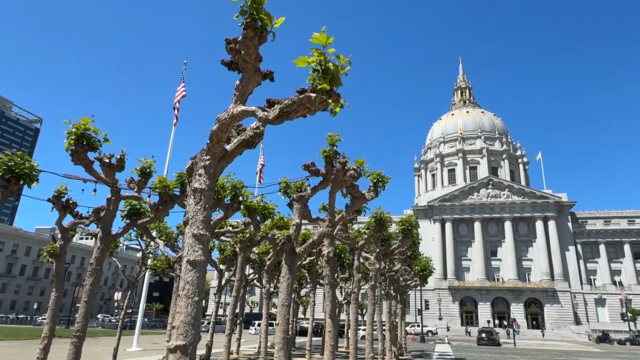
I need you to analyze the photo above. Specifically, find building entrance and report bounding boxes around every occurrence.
[459,296,478,327]
[524,298,544,329]
[491,297,510,328]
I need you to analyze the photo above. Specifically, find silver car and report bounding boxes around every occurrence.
[201,319,225,333]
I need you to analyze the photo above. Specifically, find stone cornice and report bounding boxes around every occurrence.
[574,210,640,217]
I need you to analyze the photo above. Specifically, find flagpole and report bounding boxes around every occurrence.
[129,60,187,352]
[254,142,263,196]
[538,151,547,191]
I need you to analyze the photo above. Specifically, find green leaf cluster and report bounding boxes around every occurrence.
[53,184,70,198]
[63,117,110,154]
[39,243,61,261]
[231,0,285,41]
[319,133,344,163]
[149,221,180,245]
[120,199,151,221]
[409,253,434,286]
[294,27,352,116]
[278,177,309,200]
[150,170,186,196]
[0,150,39,189]
[149,256,172,277]
[131,158,156,179]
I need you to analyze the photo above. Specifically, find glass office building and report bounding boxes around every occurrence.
[0,95,42,225]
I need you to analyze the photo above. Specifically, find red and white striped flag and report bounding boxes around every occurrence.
[173,72,187,126]
[256,143,265,185]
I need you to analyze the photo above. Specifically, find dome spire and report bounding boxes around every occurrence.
[450,57,480,110]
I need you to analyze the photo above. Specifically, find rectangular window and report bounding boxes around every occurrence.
[9,300,17,311]
[633,249,640,260]
[491,166,500,177]
[39,286,46,297]
[36,248,43,259]
[447,168,456,185]
[24,246,32,257]
[627,220,636,226]
[103,277,109,287]
[63,289,68,298]
[22,301,30,312]
[14,284,21,295]
[27,285,34,296]
[80,257,85,266]
[43,268,51,280]
[119,279,124,288]
[70,255,76,264]
[509,170,515,182]
[0,283,7,294]
[11,243,19,255]
[489,245,498,258]
[606,245,617,260]
[75,272,82,282]
[5,263,13,275]
[469,166,478,182]
[430,173,436,189]
[31,266,39,278]
[0,241,4,252]
[107,262,112,271]
[19,264,27,276]
[603,220,612,226]
[100,292,105,301]
[582,244,594,259]
[66,271,73,282]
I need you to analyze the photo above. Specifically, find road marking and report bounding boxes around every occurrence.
[433,343,454,359]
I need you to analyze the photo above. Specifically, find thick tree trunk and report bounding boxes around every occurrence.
[66,242,110,360]
[399,295,407,356]
[166,158,216,360]
[35,255,67,360]
[273,248,297,360]
[384,291,393,360]
[111,283,134,360]
[321,237,338,360]
[375,287,384,360]
[332,304,341,356]
[348,281,361,360]
[234,273,249,356]
[287,291,299,360]
[221,254,247,360]
[164,262,182,359]
[305,274,317,360]
[202,275,224,360]
[364,272,377,360]
[390,294,399,360]
[343,301,350,350]
[259,284,271,360]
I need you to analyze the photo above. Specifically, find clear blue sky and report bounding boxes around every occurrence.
[3,0,640,231]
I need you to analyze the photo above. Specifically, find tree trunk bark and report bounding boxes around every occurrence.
[234,273,248,356]
[166,157,216,360]
[202,274,225,360]
[66,241,110,360]
[343,301,350,351]
[399,294,407,356]
[348,277,361,360]
[35,254,67,360]
[321,237,338,360]
[111,282,134,360]
[259,284,271,360]
[273,248,297,360]
[221,254,247,360]
[332,304,341,357]
[384,290,393,360]
[364,270,378,360]
[305,273,317,360]
[164,260,182,359]
[287,291,299,360]
[375,287,384,360]
[390,294,399,360]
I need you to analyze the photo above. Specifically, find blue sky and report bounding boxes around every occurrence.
[3,0,640,231]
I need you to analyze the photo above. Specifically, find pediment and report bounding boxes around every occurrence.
[430,176,562,204]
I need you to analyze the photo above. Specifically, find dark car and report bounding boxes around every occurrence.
[476,327,501,346]
[312,323,346,338]
[595,331,614,345]
[616,334,640,346]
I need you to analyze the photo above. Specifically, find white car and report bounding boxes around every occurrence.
[248,321,275,335]
[201,319,225,333]
[405,323,437,337]
[357,327,385,341]
[97,314,113,321]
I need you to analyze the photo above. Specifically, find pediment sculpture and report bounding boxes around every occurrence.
[463,181,527,202]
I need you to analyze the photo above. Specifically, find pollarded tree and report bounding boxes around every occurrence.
[36,185,93,360]
[0,149,39,205]
[62,117,184,360]
[168,0,352,356]
[274,134,389,360]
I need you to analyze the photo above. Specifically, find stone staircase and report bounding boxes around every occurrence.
[513,328,589,342]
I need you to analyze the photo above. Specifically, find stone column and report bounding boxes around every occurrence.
[518,159,526,186]
[422,166,428,192]
[435,157,442,190]
[457,153,465,185]
[576,242,589,289]
[473,217,487,281]
[502,154,510,180]
[414,173,420,197]
[503,217,519,282]
[547,216,565,281]
[534,216,552,281]
[598,240,612,285]
[433,218,445,280]
[445,218,456,280]
[623,241,638,286]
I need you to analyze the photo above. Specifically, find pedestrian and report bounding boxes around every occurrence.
[541,329,545,339]
[506,328,511,339]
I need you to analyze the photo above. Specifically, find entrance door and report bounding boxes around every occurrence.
[527,314,541,329]
[524,298,545,329]
[463,312,476,327]
[491,297,511,328]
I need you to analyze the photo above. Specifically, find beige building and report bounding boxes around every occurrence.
[0,224,141,317]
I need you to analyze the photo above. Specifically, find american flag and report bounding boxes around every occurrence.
[256,144,265,185]
[173,72,187,126]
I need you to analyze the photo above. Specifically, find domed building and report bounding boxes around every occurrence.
[411,59,640,336]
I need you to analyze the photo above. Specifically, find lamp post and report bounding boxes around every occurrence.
[620,287,632,335]
[413,289,418,326]
[418,286,425,343]
[436,294,443,321]
[571,295,580,325]
[65,279,83,329]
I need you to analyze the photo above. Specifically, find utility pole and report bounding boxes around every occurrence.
[418,287,425,343]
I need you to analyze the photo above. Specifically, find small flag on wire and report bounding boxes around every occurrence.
[173,67,187,126]
[256,143,265,185]
[535,151,542,162]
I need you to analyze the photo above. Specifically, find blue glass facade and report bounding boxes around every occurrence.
[0,96,41,225]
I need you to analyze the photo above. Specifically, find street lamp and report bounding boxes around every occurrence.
[418,286,425,343]
[620,287,633,335]
[571,295,580,325]
[436,294,443,321]
[65,279,83,329]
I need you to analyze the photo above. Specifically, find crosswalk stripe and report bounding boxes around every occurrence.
[433,343,455,359]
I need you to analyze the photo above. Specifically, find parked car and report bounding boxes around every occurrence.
[96,314,112,320]
[357,327,385,341]
[405,323,438,337]
[595,332,614,345]
[616,334,640,346]
[312,323,346,338]
[201,319,225,333]
[476,327,501,346]
[248,321,275,335]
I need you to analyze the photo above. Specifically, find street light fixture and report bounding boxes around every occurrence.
[620,287,633,335]
[571,295,580,325]
[436,294,443,321]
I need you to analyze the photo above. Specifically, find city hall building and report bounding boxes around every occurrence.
[412,59,639,333]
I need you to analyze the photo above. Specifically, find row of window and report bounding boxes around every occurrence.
[428,166,516,189]
[0,299,44,313]
[582,243,640,261]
